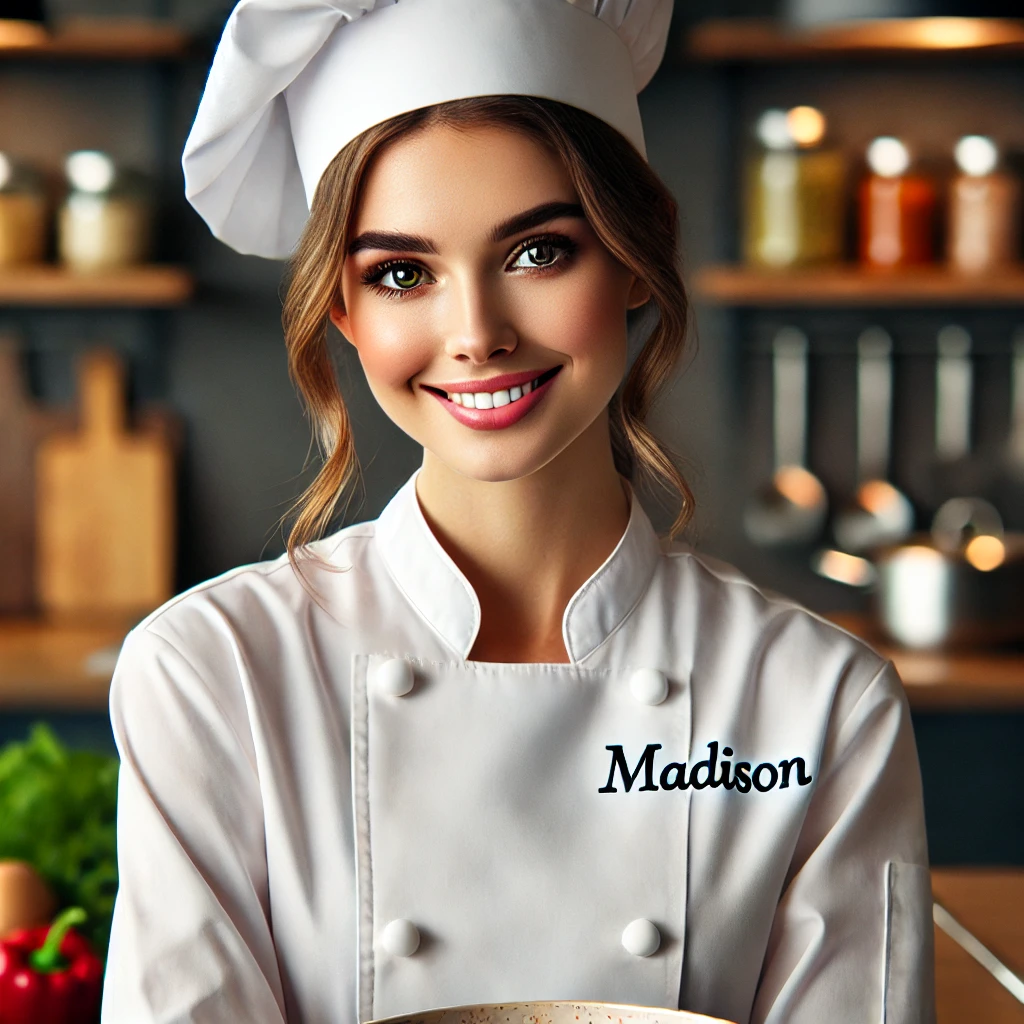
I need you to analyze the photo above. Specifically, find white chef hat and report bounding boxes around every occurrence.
[182,0,673,259]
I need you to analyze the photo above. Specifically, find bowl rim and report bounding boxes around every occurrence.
[366,999,736,1024]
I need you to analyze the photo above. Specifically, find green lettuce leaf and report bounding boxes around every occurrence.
[0,723,119,960]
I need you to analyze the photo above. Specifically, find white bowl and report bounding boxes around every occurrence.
[368,1000,736,1024]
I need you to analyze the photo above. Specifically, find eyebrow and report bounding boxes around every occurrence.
[346,200,585,256]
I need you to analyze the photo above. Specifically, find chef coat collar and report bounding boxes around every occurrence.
[373,469,661,663]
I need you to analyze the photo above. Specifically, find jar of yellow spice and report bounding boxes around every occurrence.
[743,106,847,269]
[0,152,48,266]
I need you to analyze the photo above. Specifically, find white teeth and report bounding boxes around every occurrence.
[447,372,549,407]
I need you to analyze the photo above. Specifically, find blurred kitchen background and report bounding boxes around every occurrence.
[1,0,1024,1015]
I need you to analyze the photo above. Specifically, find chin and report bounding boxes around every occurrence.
[428,446,560,484]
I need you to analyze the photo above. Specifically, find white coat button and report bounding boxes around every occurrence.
[375,658,414,697]
[629,668,669,706]
[381,919,420,957]
[622,918,661,957]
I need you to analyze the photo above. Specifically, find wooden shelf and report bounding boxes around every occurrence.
[0,265,195,307]
[0,618,135,709]
[693,264,1024,307]
[0,18,193,60]
[687,17,1024,62]
[828,614,1024,711]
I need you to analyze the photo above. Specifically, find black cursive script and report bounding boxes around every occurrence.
[598,742,813,794]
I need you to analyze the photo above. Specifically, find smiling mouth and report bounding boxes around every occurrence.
[422,366,562,410]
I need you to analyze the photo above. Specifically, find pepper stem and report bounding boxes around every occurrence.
[28,907,87,973]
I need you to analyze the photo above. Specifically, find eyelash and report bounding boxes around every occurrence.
[360,233,578,300]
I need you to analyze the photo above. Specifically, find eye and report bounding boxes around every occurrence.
[377,263,425,291]
[507,234,577,272]
[511,243,559,269]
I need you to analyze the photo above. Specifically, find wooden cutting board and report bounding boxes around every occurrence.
[35,347,176,621]
[0,335,73,615]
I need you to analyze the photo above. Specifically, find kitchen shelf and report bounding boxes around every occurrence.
[0,618,134,709]
[0,18,193,60]
[686,17,1024,63]
[693,264,1024,307]
[828,614,1024,711]
[0,265,195,307]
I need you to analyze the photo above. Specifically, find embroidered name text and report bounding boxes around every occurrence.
[598,742,813,794]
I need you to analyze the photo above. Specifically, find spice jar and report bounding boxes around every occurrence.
[947,135,1020,274]
[858,136,937,268]
[743,106,846,269]
[57,151,152,271]
[0,153,48,266]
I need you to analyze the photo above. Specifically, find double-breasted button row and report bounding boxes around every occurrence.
[378,918,660,958]
[377,659,671,707]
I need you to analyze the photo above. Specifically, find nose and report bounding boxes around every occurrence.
[443,272,517,364]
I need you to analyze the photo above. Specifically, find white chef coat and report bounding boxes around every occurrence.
[101,468,934,1024]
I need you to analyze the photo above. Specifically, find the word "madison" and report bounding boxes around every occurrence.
[599,741,813,794]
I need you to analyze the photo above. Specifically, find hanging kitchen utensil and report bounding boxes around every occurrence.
[744,326,828,546]
[1008,329,1024,476]
[988,328,1024,526]
[35,347,176,622]
[832,327,914,554]
[928,323,986,502]
[0,335,73,615]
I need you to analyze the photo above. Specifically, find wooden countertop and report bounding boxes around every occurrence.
[0,618,132,709]
[828,614,1024,712]
[933,868,1024,1023]
[1,614,1023,711]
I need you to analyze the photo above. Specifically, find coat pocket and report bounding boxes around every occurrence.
[883,860,936,1024]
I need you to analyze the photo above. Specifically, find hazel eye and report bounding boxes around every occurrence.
[511,243,559,269]
[381,265,423,290]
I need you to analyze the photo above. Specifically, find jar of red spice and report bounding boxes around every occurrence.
[859,136,937,269]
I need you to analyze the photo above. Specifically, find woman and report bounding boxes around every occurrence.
[101,1,934,1022]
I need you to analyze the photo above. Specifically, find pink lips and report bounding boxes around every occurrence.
[425,366,561,431]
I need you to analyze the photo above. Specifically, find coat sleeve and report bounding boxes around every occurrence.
[750,659,935,1024]
[101,625,289,1023]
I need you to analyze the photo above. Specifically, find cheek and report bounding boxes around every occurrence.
[523,261,629,368]
[346,303,430,395]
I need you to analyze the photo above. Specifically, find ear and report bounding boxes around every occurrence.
[329,297,356,347]
[626,275,653,311]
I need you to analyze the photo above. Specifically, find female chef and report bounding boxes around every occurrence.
[101,1,935,1022]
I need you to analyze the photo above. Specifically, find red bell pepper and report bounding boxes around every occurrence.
[0,906,104,1024]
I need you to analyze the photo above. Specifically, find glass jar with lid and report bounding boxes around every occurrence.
[57,151,153,271]
[858,136,937,268]
[947,135,1019,274]
[0,152,48,266]
[743,105,847,269]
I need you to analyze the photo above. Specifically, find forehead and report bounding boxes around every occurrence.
[352,123,577,234]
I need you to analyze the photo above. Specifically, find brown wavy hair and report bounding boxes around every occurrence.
[280,94,693,581]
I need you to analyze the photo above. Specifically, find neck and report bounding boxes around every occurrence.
[415,412,630,663]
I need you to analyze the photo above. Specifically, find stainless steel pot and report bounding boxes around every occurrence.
[815,498,1024,649]
[368,1001,734,1024]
